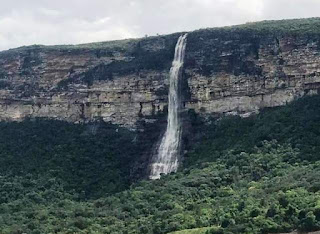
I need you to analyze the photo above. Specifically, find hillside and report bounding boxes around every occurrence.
[1,95,320,233]
[1,18,320,233]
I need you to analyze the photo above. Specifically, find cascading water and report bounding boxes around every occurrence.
[149,34,188,180]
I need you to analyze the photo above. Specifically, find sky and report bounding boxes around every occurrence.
[0,0,319,51]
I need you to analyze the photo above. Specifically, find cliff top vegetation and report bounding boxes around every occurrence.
[1,17,319,55]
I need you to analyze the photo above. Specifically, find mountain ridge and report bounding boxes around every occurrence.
[1,17,320,233]
[2,17,320,53]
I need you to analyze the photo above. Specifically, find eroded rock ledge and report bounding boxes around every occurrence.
[0,19,320,129]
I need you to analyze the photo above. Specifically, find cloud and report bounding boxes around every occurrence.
[262,0,320,20]
[0,0,319,51]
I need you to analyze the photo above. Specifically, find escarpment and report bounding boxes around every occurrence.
[1,18,320,129]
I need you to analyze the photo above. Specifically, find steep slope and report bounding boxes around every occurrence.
[0,118,163,199]
[0,18,320,129]
[1,18,320,234]
[1,95,320,234]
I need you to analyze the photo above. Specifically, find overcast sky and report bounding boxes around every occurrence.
[0,0,319,51]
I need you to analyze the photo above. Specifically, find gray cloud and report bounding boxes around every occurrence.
[0,0,319,51]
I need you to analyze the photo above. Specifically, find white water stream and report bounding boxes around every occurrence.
[149,34,188,180]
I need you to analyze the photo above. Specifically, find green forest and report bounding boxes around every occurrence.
[1,95,320,233]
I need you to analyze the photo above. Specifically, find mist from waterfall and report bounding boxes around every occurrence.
[149,34,188,180]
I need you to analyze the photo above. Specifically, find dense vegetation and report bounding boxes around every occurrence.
[0,95,320,233]
[0,120,142,199]
[185,92,320,167]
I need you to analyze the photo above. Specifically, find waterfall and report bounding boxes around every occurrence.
[149,34,188,180]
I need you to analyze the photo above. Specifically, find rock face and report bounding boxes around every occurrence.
[1,19,320,129]
[184,30,320,118]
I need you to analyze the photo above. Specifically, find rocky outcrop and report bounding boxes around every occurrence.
[0,19,320,129]
[184,29,320,118]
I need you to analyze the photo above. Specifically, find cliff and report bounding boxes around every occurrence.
[1,18,320,129]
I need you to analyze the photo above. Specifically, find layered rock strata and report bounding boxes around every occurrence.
[1,20,320,129]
